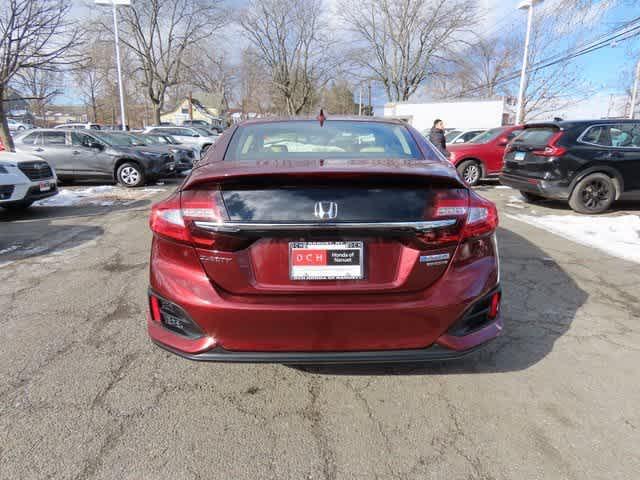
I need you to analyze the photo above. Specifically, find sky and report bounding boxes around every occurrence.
[59,0,640,119]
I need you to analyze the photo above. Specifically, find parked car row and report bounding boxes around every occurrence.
[11,129,206,188]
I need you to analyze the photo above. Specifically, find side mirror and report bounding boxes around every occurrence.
[89,141,103,149]
[497,138,509,146]
[192,133,200,137]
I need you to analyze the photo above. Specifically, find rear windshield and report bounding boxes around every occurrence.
[513,127,557,145]
[225,121,423,161]
[468,128,503,144]
[445,130,462,142]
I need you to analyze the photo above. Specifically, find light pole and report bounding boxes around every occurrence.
[629,59,640,119]
[515,0,543,125]
[95,0,130,131]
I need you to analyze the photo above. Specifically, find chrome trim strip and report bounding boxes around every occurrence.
[193,219,458,233]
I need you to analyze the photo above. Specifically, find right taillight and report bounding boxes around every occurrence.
[460,191,498,240]
[407,189,498,250]
[149,188,251,251]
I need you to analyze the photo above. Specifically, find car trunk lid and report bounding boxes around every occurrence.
[182,159,469,296]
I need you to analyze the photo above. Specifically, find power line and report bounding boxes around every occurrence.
[446,16,640,99]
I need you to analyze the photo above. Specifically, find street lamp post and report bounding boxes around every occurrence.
[515,0,543,125]
[629,59,640,119]
[95,0,130,131]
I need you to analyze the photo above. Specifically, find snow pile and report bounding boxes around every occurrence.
[35,187,117,207]
[35,186,165,207]
[508,213,640,264]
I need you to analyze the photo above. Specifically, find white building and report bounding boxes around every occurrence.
[383,98,515,133]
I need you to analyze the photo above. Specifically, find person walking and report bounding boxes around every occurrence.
[429,119,448,157]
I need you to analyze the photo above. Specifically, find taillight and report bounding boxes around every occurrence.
[532,131,566,157]
[460,191,498,240]
[407,189,498,249]
[149,188,251,251]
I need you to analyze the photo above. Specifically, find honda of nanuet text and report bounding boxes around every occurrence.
[147,118,502,363]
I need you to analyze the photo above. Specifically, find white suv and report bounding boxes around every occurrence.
[0,152,58,209]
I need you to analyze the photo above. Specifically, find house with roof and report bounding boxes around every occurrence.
[160,96,224,126]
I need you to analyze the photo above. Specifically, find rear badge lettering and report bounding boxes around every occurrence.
[200,255,232,264]
[420,253,450,265]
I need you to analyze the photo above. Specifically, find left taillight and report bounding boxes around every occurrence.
[149,188,251,251]
[532,131,567,157]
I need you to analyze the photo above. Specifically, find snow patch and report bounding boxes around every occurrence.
[495,186,512,190]
[34,186,165,207]
[508,213,640,264]
[0,245,21,255]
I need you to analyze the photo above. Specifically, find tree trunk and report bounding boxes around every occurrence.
[0,90,15,151]
[152,101,162,125]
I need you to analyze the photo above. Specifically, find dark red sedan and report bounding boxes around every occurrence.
[448,125,523,186]
[147,118,502,363]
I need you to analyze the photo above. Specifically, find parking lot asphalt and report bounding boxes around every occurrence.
[1,182,639,480]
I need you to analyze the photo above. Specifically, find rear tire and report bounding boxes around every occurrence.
[519,191,544,203]
[568,173,615,214]
[116,162,145,188]
[457,160,482,186]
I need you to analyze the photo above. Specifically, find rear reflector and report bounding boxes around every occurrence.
[148,293,205,338]
[488,291,501,320]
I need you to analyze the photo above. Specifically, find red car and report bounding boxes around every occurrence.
[448,125,523,186]
[147,118,501,363]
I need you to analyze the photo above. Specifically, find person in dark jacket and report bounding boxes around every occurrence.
[429,119,448,157]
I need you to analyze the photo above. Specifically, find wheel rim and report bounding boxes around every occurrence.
[120,166,140,185]
[580,179,611,210]
[463,164,480,184]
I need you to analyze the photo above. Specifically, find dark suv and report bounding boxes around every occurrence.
[500,119,640,213]
[14,129,176,187]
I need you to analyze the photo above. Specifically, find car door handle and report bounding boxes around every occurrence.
[72,150,81,155]
[34,147,44,152]
[606,151,623,159]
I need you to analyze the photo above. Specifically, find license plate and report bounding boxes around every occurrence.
[289,241,364,280]
[514,151,526,161]
[39,181,51,192]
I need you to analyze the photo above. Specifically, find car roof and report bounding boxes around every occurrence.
[236,116,408,126]
[525,118,640,130]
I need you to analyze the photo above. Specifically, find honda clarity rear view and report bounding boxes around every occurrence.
[147,118,502,363]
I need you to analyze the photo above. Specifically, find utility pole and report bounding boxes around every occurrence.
[368,82,372,116]
[95,0,130,131]
[515,0,543,125]
[629,60,640,119]
[358,84,363,116]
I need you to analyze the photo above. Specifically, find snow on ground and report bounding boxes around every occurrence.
[507,213,640,264]
[34,186,165,207]
[495,185,512,190]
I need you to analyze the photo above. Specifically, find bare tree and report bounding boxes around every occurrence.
[239,48,273,116]
[239,0,333,115]
[73,39,114,123]
[114,0,227,124]
[339,0,476,103]
[0,0,81,150]
[187,50,235,113]
[14,68,63,126]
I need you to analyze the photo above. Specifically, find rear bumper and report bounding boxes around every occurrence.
[151,331,499,364]
[147,234,501,361]
[499,173,569,200]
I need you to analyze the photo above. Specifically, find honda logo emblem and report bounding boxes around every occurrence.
[314,201,338,220]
